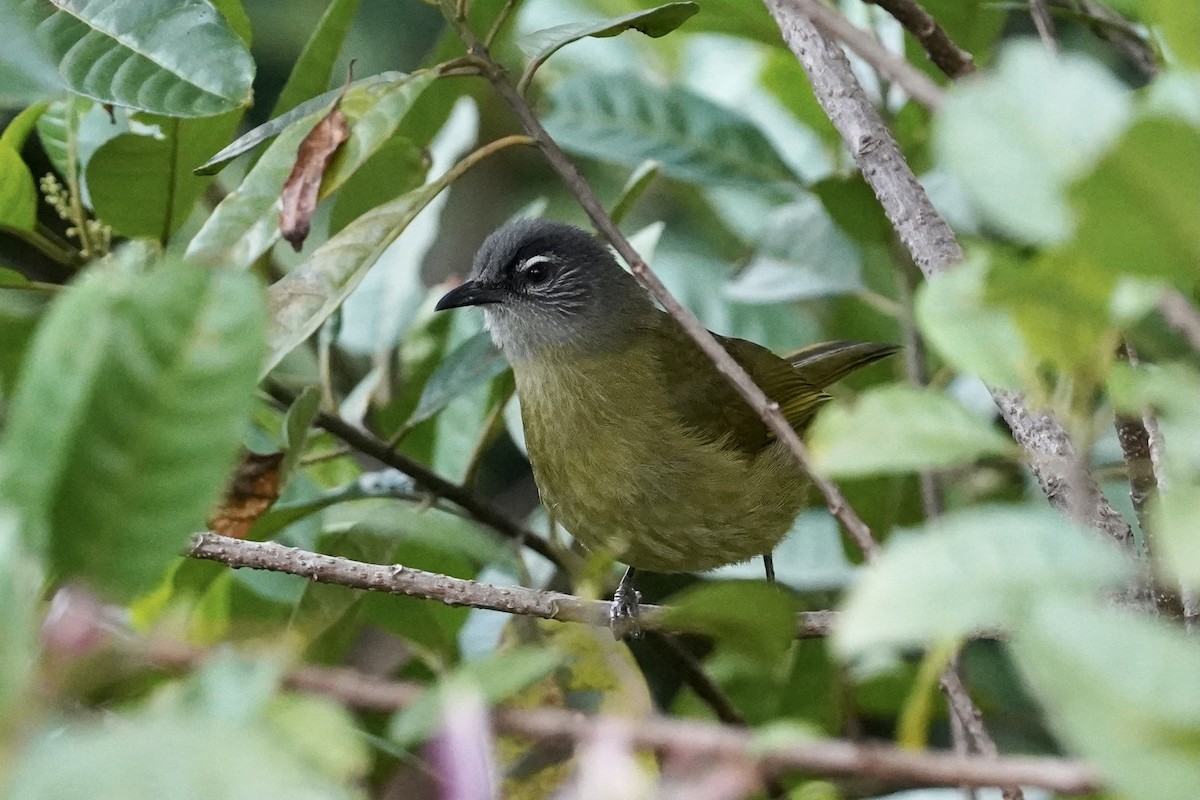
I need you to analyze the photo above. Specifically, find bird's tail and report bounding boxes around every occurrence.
[785,341,899,388]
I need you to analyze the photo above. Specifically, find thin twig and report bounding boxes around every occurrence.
[122,636,1099,793]
[764,0,1134,552]
[787,0,946,109]
[441,4,882,562]
[1029,0,1061,53]
[186,531,837,639]
[863,0,975,77]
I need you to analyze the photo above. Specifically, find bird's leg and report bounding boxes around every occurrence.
[763,552,776,584]
[610,566,642,640]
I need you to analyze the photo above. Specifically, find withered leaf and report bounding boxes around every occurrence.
[208,450,285,540]
[279,84,351,251]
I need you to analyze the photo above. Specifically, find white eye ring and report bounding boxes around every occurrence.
[519,255,556,283]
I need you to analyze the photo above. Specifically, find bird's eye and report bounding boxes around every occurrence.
[520,257,554,286]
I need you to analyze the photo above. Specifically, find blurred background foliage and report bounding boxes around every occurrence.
[0,0,1197,797]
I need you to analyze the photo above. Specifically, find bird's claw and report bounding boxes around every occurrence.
[609,584,642,640]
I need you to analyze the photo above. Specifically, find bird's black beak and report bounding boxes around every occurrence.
[435,280,505,311]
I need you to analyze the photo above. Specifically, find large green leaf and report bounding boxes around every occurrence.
[195,72,410,176]
[809,385,1014,477]
[0,512,39,723]
[404,331,509,431]
[915,253,1033,389]
[86,112,241,241]
[1147,0,1199,68]
[934,41,1131,244]
[1011,599,1200,800]
[1070,117,1200,288]
[985,249,1115,372]
[12,0,255,117]
[723,195,862,303]
[187,71,435,268]
[8,714,355,800]
[518,3,698,83]
[834,506,1133,658]
[542,73,797,187]
[2,259,265,598]
[0,141,36,231]
[271,0,363,118]
[328,137,428,234]
[265,178,446,374]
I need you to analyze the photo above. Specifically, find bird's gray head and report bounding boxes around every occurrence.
[434,219,651,361]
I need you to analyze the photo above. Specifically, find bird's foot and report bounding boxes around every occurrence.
[609,583,642,640]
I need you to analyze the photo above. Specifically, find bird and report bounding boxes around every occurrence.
[435,218,895,633]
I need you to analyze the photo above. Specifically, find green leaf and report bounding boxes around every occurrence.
[187,71,436,268]
[279,386,322,482]
[1,101,49,150]
[663,581,797,659]
[723,195,862,303]
[272,0,362,118]
[0,510,39,724]
[543,72,797,187]
[264,178,446,375]
[609,160,661,225]
[519,3,698,81]
[809,385,1013,477]
[915,253,1033,389]
[0,26,65,108]
[1011,599,1200,800]
[8,713,356,800]
[404,331,508,431]
[0,141,36,231]
[834,506,1134,658]
[1153,478,1200,593]
[86,112,241,241]
[811,176,893,245]
[328,137,428,234]
[934,40,1132,243]
[389,647,562,747]
[195,71,410,175]
[2,259,266,598]
[1147,0,1200,68]
[13,0,255,117]
[985,249,1114,372]
[1070,117,1200,288]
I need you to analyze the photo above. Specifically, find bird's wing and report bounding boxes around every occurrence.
[653,317,830,456]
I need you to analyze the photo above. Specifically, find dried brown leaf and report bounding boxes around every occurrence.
[208,450,284,539]
[279,85,351,251]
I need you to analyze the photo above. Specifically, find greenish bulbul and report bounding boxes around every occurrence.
[436,219,894,629]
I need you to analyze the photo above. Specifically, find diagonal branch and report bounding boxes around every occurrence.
[863,0,975,78]
[186,531,838,638]
[763,0,1133,552]
[787,0,945,109]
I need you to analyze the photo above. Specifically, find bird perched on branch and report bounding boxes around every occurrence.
[436,219,895,635]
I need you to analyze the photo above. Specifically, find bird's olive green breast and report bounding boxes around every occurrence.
[512,335,808,573]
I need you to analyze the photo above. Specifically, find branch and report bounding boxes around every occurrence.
[186,532,837,639]
[864,0,975,78]
[265,385,569,570]
[763,0,1134,551]
[130,636,1101,794]
[1029,0,1061,54]
[442,10,881,560]
[786,0,945,109]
